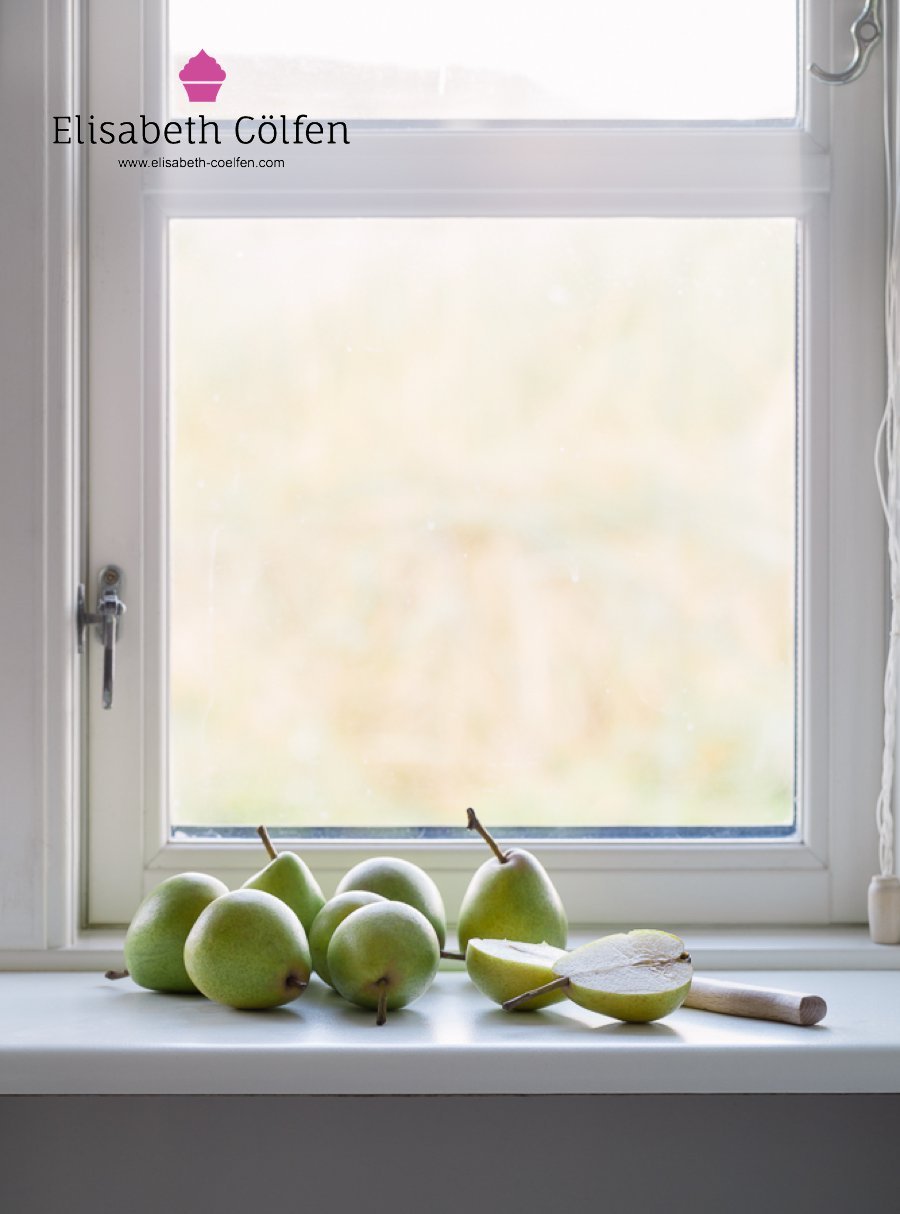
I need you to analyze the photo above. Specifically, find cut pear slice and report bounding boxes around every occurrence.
[466,939,569,1011]
[503,930,692,1023]
[555,930,692,1022]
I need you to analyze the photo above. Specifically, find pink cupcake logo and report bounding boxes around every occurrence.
[179,50,226,102]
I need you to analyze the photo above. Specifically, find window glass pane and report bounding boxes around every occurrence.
[169,1,797,121]
[169,217,796,833]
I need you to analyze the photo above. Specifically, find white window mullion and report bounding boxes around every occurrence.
[139,127,828,219]
[84,0,146,925]
[825,36,888,920]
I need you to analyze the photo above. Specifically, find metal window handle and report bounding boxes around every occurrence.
[809,0,883,85]
[77,566,127,710]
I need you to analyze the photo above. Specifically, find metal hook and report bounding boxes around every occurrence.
[809,0,883,85]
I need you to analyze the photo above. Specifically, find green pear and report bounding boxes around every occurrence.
[465,938,569,1011]
[456,809,567,952]
[327,901,440,1025]
[113,872,228,993]
[309,890,388,987]
[241,825,325,934]
[335,856,446,948]
[503,930,692,1023]
[184,889,312,1010]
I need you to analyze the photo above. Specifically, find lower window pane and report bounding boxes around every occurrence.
[169,217,796,833]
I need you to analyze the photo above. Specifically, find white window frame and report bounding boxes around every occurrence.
[71,0,888,932]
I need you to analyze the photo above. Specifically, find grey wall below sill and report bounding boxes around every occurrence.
[0,1095,897,1214]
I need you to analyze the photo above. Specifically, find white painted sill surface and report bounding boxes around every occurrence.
[2,966,899,1096]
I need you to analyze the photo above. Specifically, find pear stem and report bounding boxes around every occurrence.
[440,950,465,961]
[375,978,389,1026]
[502,976,570,1012]
[258,824,278,861]
[466,808,509,864]
[104,969,129,981]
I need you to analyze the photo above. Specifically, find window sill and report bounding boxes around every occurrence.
[2,963,899,1096]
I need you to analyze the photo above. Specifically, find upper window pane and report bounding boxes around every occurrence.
[169,1,798,122]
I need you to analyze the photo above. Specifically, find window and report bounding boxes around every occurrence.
[79,1,886,929]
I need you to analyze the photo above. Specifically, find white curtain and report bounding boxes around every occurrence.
[871,0,900,941]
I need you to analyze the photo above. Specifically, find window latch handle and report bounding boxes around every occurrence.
[77,566,127,710]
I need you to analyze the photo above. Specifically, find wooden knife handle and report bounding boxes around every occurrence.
[683,976,827,1027]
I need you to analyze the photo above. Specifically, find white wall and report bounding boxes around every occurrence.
[0,0,52,948]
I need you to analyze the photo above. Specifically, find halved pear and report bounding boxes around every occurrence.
[503,930,692,1023]
[466,939,568,1011]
